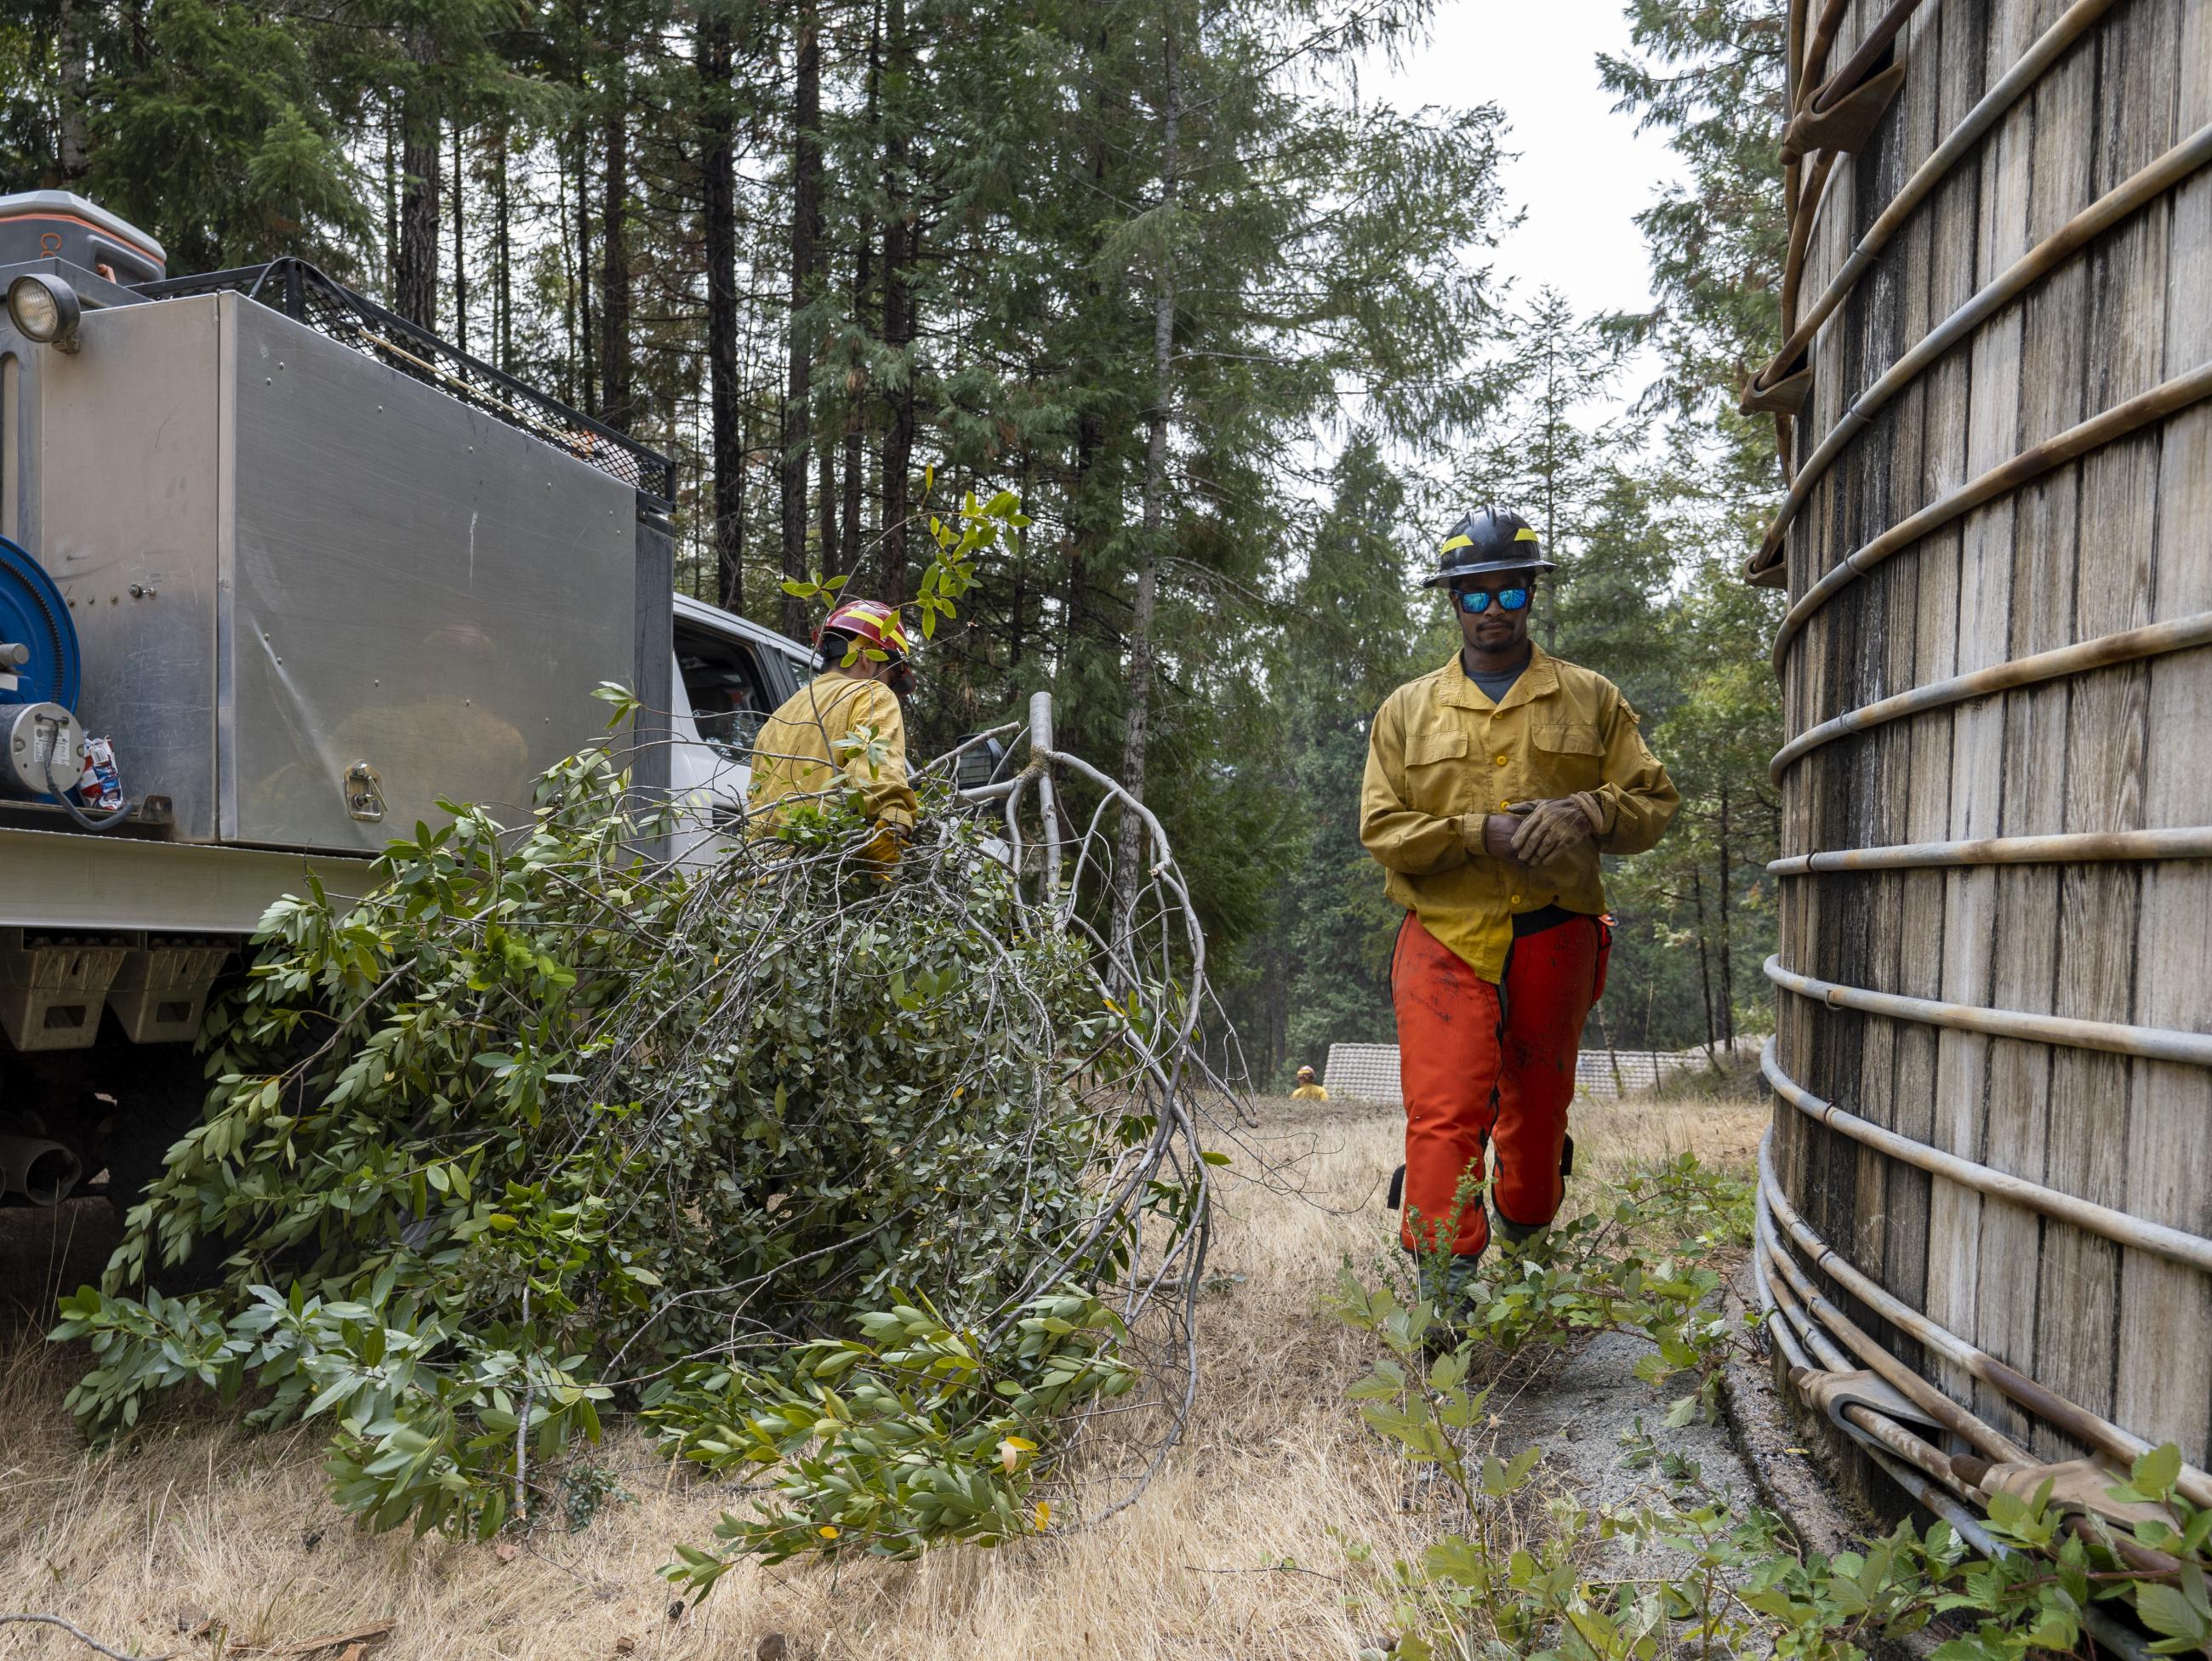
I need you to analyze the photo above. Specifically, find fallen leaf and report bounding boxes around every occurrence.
[613,1641,636,1655]
[494,1542,518,1563]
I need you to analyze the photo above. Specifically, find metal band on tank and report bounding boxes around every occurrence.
[1770,363,2212,670]
[1759,1133,2212,1509]
[1750,0,2127,413]
[1768,827,2212,876]
[1761,1040,2212,1273]
[1755,119,2212,587]
[1771,611,2212,776]
[1765,955,2212,1066]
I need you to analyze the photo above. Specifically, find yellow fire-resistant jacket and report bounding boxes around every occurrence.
[746,673,919,841]
[1360,645,1679,983]
[1291,1082,1330,1101]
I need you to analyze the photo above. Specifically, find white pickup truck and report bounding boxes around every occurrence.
[0,191,812,1213]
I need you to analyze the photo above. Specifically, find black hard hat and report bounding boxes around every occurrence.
[1422,505,1556,587]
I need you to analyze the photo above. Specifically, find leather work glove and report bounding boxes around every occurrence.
[1507,792,1605,867]
[1457,812,1532,865]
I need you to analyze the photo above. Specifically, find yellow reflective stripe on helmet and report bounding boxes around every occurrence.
[1441,534,1474,552]
[1514,527,1538,541]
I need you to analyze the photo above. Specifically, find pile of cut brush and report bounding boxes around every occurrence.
[54,722,1229,1590]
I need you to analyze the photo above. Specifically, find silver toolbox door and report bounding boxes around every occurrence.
[223,296,637,849]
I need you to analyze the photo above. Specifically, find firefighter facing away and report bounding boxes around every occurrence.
[1291,1065,1329,1101]
[1360,507,1678,1304]
[747,598,921,854]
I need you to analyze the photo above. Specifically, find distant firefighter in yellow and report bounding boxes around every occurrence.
[1291,1065,1329,1101]
[747,598,919,861]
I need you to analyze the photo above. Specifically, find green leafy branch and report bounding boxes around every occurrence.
[779,467,1029,659]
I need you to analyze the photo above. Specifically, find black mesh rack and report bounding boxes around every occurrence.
[133,258,676,508]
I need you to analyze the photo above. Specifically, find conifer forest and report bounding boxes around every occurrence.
[3,0,1789,1076]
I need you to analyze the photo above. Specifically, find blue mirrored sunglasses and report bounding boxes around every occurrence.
[1455,585,1530,614]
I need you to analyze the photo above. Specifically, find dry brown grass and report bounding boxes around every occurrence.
[0,1083,1766,1661]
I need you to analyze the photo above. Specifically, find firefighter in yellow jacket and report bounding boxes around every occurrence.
[1291,1065,1329,1101]
[747,598,920,854]
[1360,506,1678,1303]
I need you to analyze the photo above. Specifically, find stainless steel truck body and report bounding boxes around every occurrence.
[0,192,810,1215]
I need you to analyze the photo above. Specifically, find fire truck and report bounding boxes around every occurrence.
[0,190,810,1214]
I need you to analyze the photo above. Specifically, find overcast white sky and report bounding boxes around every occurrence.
[1363,0,1688,398]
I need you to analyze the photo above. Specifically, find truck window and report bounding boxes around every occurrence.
[675,626,775,762]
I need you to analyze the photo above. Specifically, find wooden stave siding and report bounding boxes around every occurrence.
[1770,0,2212,1515]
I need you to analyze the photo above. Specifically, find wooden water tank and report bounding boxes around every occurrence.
[1746,0,2212,1529]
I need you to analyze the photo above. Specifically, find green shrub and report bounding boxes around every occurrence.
[54,739,1201,1569]
[1339,1156,2209,1661]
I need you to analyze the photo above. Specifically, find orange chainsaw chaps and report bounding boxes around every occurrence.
[1391,911,1605,1259]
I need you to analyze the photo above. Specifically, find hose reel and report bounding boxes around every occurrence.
[0,534,79,713]
[0,534,85,804]
[0,534,126,828]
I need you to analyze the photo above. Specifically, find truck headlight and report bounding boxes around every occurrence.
[7,274,82,353]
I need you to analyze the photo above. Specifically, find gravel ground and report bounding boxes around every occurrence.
[1468,1262,1867,1611]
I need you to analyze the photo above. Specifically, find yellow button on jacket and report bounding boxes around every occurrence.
[747,673,920,838]
[1360,645,1679,983]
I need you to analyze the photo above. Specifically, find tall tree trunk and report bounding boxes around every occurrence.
[1717,783,1736,1049]
[451,124,468,353]
[780,0,822,640]
[556,143,579,406]
[1593,1002,1627,1097]
[1059,20,1115,691]
[383,106,399,301]
[840,406,865,576]
[1009,451,1030,671]
[494,123,512,374]
[573,126,598,415]
[841,3,878,583]
[1114,20,1180,928]
[877,0,915,605]
[818,433,839,574]
[599,91,631,431]
[1690,867,1719,1065]
[396,44,441,331]
[55,0,89,185]
[699,6,744,614]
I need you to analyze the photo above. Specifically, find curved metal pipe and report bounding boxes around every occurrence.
[1765,955,2212,1067]
[1029,692,1063,908]
[1762,1040,2212,1273]
[0,1134,81,1206]
[1759,1219,1855,1375]
[1776,154,1841,357]
[1757,1184,2030,1464]
[1752,1195,2164,1661]
[1753,1241,1820,1371]
[1755,118,2212,580]
[1759,1133,2212,1509]
[1772,360,2212,667]
[1770,826,2212,876]
[1798,0,1855,100]
[1747,0,2125,411]
[1772,611,2212,777]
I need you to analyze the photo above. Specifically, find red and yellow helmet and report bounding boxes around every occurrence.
[815,598,912,665]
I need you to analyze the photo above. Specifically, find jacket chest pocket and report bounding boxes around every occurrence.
[1401,728,1471,812]
[1531,721,1604,791]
